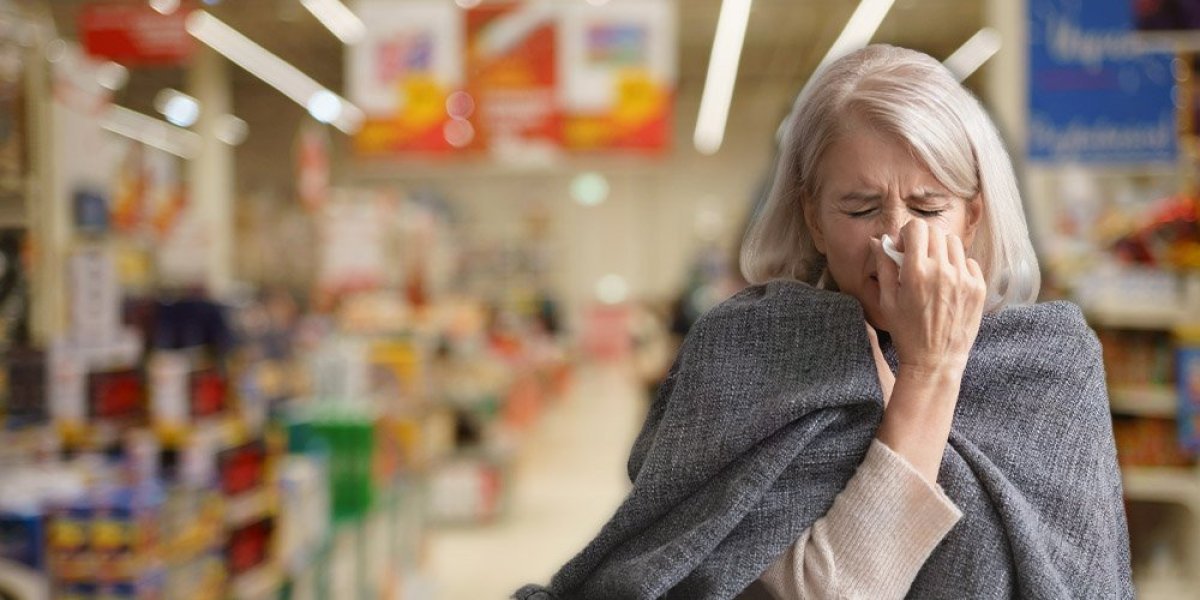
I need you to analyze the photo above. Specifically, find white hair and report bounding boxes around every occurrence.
[740,44,1039,312]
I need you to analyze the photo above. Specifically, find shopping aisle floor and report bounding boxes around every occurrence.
[427,363,648,599]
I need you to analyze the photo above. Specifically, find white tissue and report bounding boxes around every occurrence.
[880,234,904,267]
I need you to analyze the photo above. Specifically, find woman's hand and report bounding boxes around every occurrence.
[869,220,987,483]
[870,220,986,378]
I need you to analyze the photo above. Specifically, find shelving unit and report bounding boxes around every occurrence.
[1110,386,1178,418]
[1091,304,1200,597]
[1122,466,1200,504]
[1087,304,1186,332]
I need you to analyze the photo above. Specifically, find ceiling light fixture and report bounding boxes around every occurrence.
[779,0,895,139]
[185,11,364,134]
[812,0,895,77]
[306,90,343,123]
[943,27,1002,81]
[96,61,129,91]
[215,114,249,146]
[693,0,753,155]
[149,0,181,15]
[101,106,201,159]
[154,88,201,128]
[299,0,367,45]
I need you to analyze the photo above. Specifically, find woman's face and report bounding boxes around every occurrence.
[804,124,983,331]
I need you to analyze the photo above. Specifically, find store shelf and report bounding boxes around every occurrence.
[1122,466,1200,505]
[1135,573,1196,600]
[1086,304,1186,331]
[1110,386,1178,417]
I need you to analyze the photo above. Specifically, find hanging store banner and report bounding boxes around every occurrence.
[349,0,465,156]
[466,2,561,158]
[1027,0,1177,164]
[79,1,196,66]
[558,0,676,153]
[348,0,676,158]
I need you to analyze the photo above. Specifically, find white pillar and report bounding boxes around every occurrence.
[28,27,66,342]
[187,45,234,297]
[984,0,1026,158]
[986,0,1059,262]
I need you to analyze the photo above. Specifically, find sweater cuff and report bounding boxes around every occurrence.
[825,439,963,595]
[760,439,962,599]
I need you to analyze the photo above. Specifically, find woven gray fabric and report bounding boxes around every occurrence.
[514,280,1132,600]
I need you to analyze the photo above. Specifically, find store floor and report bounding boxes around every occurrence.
[427,362,648,599]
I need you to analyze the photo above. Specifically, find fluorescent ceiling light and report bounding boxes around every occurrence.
[154,88,201,128]
[779,0,895,139]
[149,0,181,15]
[694,0,753,155]
[815,0,895,75]
[186,11,364,134]
[943,27,1002,81]
[306,90,343,123]
[215,114,249,146]
[101,106,202,159]
[95,61,129,91]
[299,0,367,45]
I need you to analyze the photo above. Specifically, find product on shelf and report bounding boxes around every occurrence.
[4,347,46,429]
[1113,416,1195,468]
[1176,327,1200,452]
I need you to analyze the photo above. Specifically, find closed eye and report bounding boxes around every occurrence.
[913,208,945,217]
[845,208,877,218]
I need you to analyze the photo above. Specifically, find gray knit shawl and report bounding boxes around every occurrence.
[515,281,1132,599]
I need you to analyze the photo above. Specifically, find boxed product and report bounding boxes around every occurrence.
[1177,336,1200,452]
[4,348,46,428]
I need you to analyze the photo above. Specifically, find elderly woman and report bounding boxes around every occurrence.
[516,45,1132,599]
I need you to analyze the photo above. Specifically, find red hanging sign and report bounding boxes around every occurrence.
[80,2,196,66]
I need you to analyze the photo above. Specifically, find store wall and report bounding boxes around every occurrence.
[337,80,794,314]
[227,79,793,319]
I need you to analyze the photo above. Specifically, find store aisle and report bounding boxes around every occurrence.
[427,363,648,599]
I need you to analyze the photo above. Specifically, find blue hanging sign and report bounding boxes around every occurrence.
[1028,0,1177,164]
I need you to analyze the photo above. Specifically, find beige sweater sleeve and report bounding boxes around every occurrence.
[757,439,962,600]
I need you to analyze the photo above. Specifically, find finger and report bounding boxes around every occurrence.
[966,257,984,284]
[928,225,948,267]
[899,220,928,272]
[947,233,967,270]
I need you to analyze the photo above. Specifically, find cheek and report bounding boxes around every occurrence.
[938,207,974,239]
[824,233,873,279]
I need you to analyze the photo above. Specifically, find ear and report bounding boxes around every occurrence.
[962,194,984,249]
[803,196,827,254]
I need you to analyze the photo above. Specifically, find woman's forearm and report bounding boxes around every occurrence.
[874,366,963,484]
[758,440,962,600]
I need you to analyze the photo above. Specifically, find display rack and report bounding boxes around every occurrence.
[1091,305,1200,598]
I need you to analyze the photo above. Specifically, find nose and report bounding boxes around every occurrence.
[877,204,910,241]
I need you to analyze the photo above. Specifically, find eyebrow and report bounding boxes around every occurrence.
[837,190,950,202]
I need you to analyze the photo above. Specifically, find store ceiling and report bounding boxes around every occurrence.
[36,0,984,188]
[41,0,984,106]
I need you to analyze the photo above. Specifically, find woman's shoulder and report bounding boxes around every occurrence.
[695,280,862,334]
[985,299,1090,333]
[979,299,1100,359]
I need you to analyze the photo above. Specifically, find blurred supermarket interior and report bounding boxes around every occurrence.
[0,0,1199,598]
